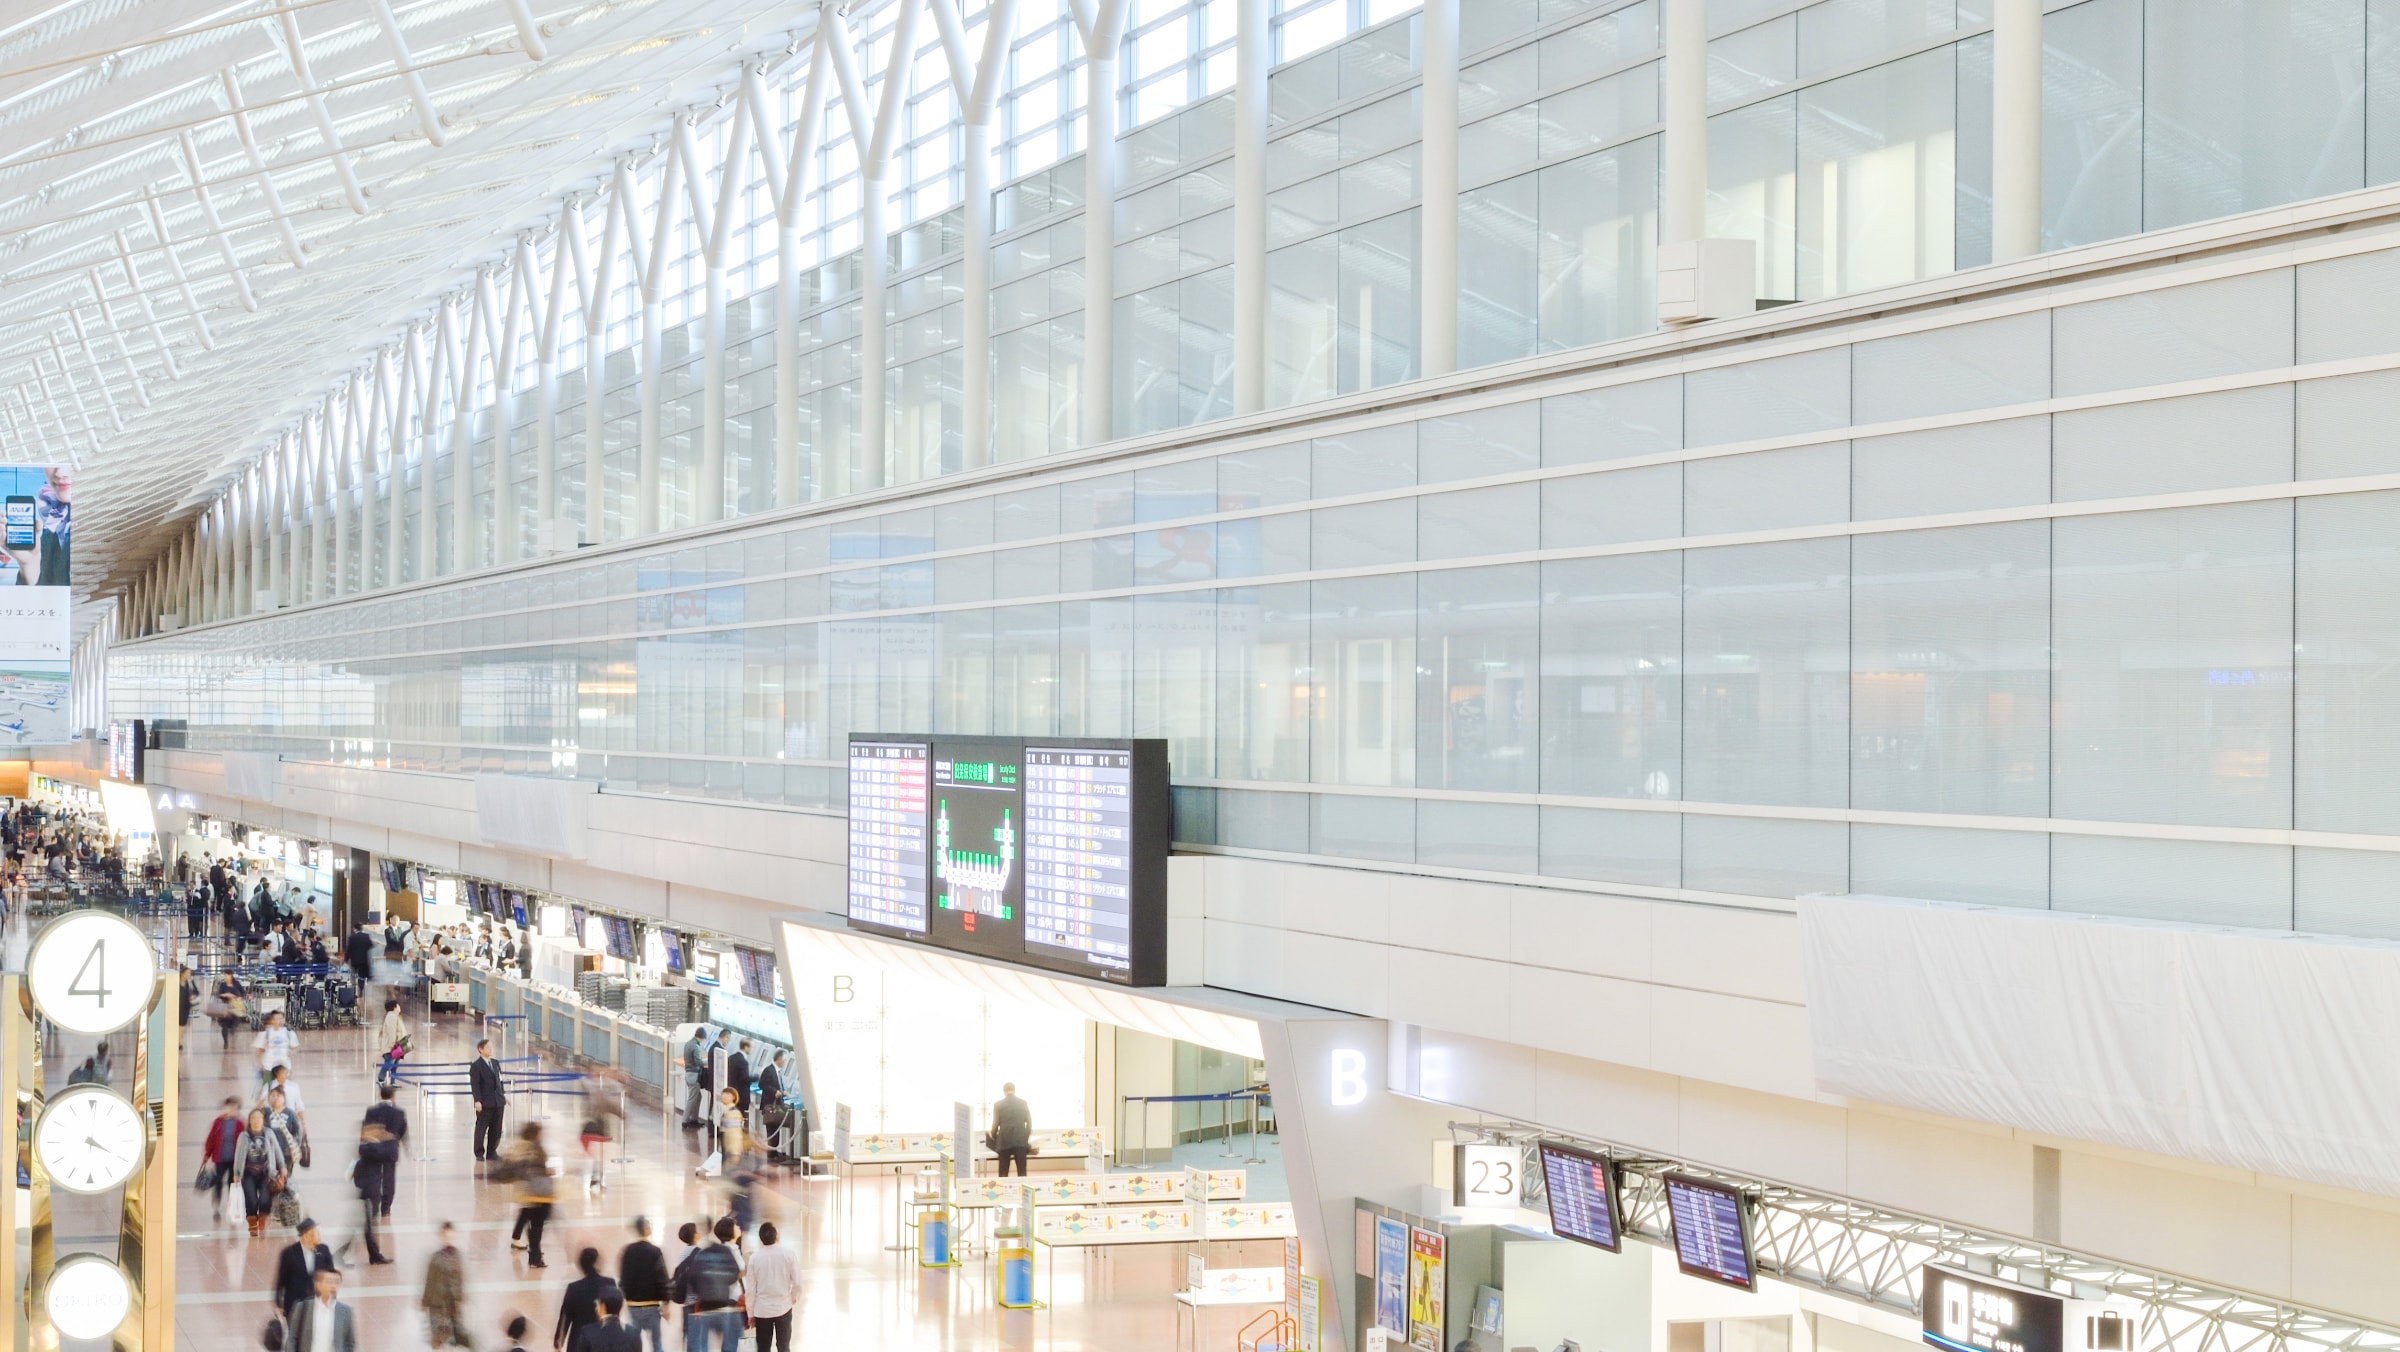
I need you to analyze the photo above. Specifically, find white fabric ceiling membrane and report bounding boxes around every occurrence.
[1799,892,2400,1200]
[0,0,811,604]
[781,916,1269,1060]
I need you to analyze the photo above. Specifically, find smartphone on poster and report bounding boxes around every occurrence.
[3,496,33,550]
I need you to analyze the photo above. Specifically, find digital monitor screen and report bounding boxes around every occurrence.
[569,906,589,944]
[844,734,1171,985]
[604,917,636,961]
[105,721,144,783]
[847,741,930,933]
[1663,1173,1757,1291]
[660,929,686,973]
[735,948,779,1002]
[503,890,523,922]
[1023,745,1136,975]
[1537,1142,1622,1252]
[691,948,721,986]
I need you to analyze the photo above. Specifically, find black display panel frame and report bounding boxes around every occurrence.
[1662,1172,1759,1291]
[845,733,1171,985]
[105,720,145,783]
[1536,1140,1623,1253]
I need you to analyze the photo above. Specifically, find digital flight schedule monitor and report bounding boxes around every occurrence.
[1537,1141,1623,1252]
[1663,1173,1759,1291]
[846,734,1170,984]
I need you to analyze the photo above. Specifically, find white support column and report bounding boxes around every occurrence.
[633,152,671,537]
[693,111,738,524]
[267,439,288,608]
[495,255,529,562]
[571,187,624,548]
[175,133,260,313]
[141,192,219,350]
[1661,0,1706,248]
[242,470,262,614]
[828,0,926,493]
[311,415,333,602]
[536,230,570,551]
[392,333,418,588]
[1074,0,1132,447]
[420,308,451,582]
[334,382,356,595]
[1419,0,1460,380]
[764,43,830,506]
[1991,0,2042,263]
[932,0,1018,470]
[362,351,388,591]
[453,271,492,575]
[1232,0,1269,415]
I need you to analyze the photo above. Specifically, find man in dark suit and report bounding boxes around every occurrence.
[569,1290,643,1352]
[361,1085,407,1218]
[725,1039,751,1114]
[273,1218,338,1321]
[343,926,373,984]
[990,1083,1033,1177]
[470,1039,506,1161]
[287,1268,357,1352]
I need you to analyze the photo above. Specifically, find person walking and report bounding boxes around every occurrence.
[569,1292,641,1352]
[200,1096,244,1221]
[256,1065,309,1143]
[470,1039,507,1161]
[376,999,409,1086]
[616,1218,668,1352]
[260,1086,307,1172]
[552,1248,619,1352]
[745,1222,799,1352]
[578,1073,620,1193]
[422,1222,472,1350]
[286,1268,357,1352]
[348,1118,395,1267]
[186,885,208,939]
[362,1084,407,1218]
[211,973,249,1050]
[725,1040,751,1115]
[678,1219,745,1352]
[990,1081,1033,1177]
[254,1009,296,1089]
[502,1122,555,1268]
[233,1108,289,1238]
[272,1218,337,1321]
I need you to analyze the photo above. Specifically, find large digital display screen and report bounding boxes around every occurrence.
[1663,1173,1757,1291]
[603,917,636,961]
[846,734,1171,985]
[1537,1141,1621,1252]
[734,948,781,1003]
[847,741,930,933]
[104,720,143,783]
[1922,1265,2065,1352]
[1023,745,1137,974]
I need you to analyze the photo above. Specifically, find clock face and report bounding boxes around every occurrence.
[45,1256,131,1341]
[28,911,155,1035]
[36,1087,146,1194]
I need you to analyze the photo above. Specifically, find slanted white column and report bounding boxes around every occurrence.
[930,0,1020,470]
[1991,0,2042,263]
[758,49,826,506]
[826,0,926,492]
[536,230,570,551]
[451,276,487,575]
[420,305,452,582]
[692,112,740,524]
[632,153,671,537]
[1073,0,1132,446]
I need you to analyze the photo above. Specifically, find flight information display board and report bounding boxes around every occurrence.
[1537,1142,1622,1252]
[1024,745,1137,974]
[1663,1174,1757,1291]
[846,734,1170,984]
[848,741,931,933]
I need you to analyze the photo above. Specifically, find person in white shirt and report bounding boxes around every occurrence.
[744,1222,800,1352]
[255,1064,308,1138]
[254,1009,296,1088]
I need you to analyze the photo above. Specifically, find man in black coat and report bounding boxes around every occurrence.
[344,926,374,984]
[470,1039,507,1161]
[361,1084,407,1217]
[725,1040,751,1114]
[273,1218,338,1320]
[569,1291,643,1352]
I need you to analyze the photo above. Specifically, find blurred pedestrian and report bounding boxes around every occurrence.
[423,1222,472,1350]
[746,1223,798,1352]
[616,1218,666,1352]
[502,1123,554,1268]
[551,1248,617,1352]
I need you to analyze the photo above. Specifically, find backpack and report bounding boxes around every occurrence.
[686,1246,741,1305]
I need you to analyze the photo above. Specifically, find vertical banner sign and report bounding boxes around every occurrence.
[0,466,72,746]
[1284,1235,1302,1322]
[1298,1275,1322,1352]
[1373,1215,1409,1335]
[954,1101,974,1176]
[832,1103,852,1164]
[1407,1227,1446,1350]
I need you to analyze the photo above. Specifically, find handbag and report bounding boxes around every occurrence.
[297,1139,312,1169]
[271,1185,302,1228]
[192,1162,217,1192]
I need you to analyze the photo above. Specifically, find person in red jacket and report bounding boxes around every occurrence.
[200,1096,244,1222]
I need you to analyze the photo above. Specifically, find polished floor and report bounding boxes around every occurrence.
[167,974,1276,1352]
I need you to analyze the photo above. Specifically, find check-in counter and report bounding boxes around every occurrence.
[579,1007,614,1063]
[617,1023,668,1089]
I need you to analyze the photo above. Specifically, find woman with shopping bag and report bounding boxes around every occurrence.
[232,1107,289,1238]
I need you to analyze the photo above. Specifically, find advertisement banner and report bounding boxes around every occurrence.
[0,466,71,747]
[1373,1215,1408,1335]
[1407,1227,1445,1349]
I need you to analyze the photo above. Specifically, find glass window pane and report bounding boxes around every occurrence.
[1851,311,2049,423]
[2052,385,2295,502]
[1682,814,1846,898]
[1544,463,1683,548]
[1542,376,1684,466]
[1419,483,1539,561]
[2041,0,2143,250]
[1417,800,1538,873]
[2051,269,2295,397]
[1683,441,1850,534]
[1686,346,1849,445]
[1422,402,1541,483]
[1538,805,1682,886]
[2295,847,2400,940]
[1851,417,2050,519]
[2143,0,2365,232]
[1540,553,1683,797]
[1707,94,1800,300]
[2051,836,2292,928]
[1682,537,1850,807]
[1852,522,2051,816]
[1418,564,1540,791]
[2297,492,2400,834]
[2297,247,2400,362]
[1850,824,2050,908]
[1312,575,1418,786]
[1313,792,1415,861]
[1796,46,1957,301]
[2053,502,2294,829]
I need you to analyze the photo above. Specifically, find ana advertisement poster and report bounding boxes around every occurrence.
[1373,1215,1408,1335]
[0,466,72,747]
[1407,1226,1446,1349]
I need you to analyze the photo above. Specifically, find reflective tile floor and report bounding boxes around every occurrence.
[167,987,1268,1352]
